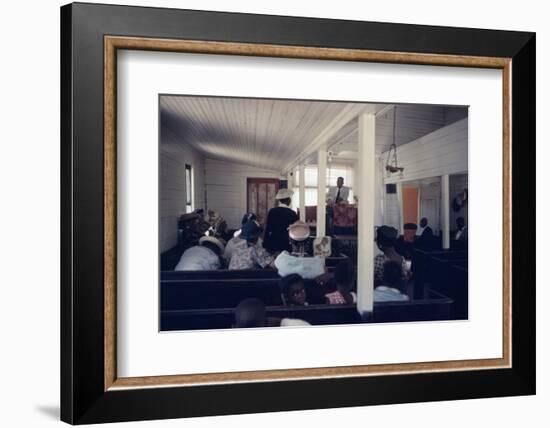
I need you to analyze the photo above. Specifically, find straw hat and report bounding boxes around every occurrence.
[198,236,225,252]
[275,188,294,200]
[288,220,310,241]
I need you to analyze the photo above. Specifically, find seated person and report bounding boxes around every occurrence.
[174,236,224,271]
[374,225,408,286]
[206,209,227,237]
[281,273,308,306]
[325,261,357,305]
[395,223,418,260]
[224,212,257,262]
[234,298,310,328]
[455,216,468,242]
[234,298,267,328]
[229,220,274,270]
[374,261,410,302]
[274,250,325,279]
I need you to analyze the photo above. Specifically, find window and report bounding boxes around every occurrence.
[185,164,194,213]
[291,163,355,208]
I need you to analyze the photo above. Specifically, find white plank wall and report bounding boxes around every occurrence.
[204,159,280,230]
[381,118,468,230]
[449,173,469,229]
[383,118,468,184]
[160,126,206,252]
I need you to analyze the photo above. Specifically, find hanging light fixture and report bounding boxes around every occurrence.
[385,105,405,178]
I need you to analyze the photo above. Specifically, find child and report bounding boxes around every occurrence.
[325,261,356,305]
[281,273,308,306]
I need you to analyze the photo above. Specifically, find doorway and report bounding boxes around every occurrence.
[402,186,419,225]
[246,178,280,226]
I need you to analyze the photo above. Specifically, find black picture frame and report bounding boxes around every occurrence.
[61,2,535,424]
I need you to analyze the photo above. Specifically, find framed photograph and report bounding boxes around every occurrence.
[61,2,535,424]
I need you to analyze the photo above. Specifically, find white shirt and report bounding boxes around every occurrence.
[274,251,325,279]
[327,186,350,204]
[373,286,409,302]
[280,318,311,327]
[174,246,221,271]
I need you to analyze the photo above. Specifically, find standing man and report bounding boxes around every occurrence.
[327,176,350,205]
[418,217,435,250]
[263,188,298,253]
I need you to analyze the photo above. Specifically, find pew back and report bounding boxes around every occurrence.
[161,277,329,310]
[160,289,454,331]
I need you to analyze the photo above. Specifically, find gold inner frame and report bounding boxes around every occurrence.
[104,35,512,391]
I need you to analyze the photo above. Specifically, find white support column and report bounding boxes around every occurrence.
[357,113,376,315]
[352,159,359,202]
[316,148,327,237]
[396,182,403,234]
[287,171,293,190]
[441,174,451,249]
[299,164,306,222]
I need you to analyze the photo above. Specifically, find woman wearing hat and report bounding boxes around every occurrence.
[229,220,275,270]
[263,188,298,254]
[174,236,224,271]
[374,225,408,286]
[223,212,258,262]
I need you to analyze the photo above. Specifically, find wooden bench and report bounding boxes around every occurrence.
[160,289,453,331]
[160,277,329,310]
[412,249,467,299]
[161,269,280,280]
[160,304,361,331]
[372,288,453,323]
[428,263,468,319]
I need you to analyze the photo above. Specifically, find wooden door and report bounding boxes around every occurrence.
[247,178,279,226]
[402,187,419,225]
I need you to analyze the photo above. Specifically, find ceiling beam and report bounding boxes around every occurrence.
[282,104,373,174]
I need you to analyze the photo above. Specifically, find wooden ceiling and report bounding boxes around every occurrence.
[161,95,467,172]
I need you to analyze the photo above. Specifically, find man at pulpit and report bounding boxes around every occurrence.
[327,177,350,205]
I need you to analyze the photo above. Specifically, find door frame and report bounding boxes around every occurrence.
[246,177,280,225]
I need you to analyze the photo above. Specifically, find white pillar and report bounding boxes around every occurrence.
[299,164,306,222]
[357,113,376,314]
[352,159,359,203]
[441,174,451,249]
[396,182,403,234]
[287,171,293,190]
[316,148,327,237]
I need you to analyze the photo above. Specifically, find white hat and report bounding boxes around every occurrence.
[288,220,310,241]
[199,236,225,252]
[275,188,294,200]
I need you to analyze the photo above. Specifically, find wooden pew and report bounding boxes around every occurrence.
[161,278,283,310]
[160,277,329,311]
[428,263,468,319]
[372,289,453,323]
[160,304,361,331]
[324,255,349,268]
[412,248,467,299]
[161,269,280,280]
[160,290,454,331]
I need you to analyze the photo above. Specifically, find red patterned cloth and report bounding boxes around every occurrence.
[325,290,357,305]
[333,204,357,227]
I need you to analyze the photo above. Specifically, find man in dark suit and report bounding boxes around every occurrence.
[263,188,298,254]
[418,217,434,250]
